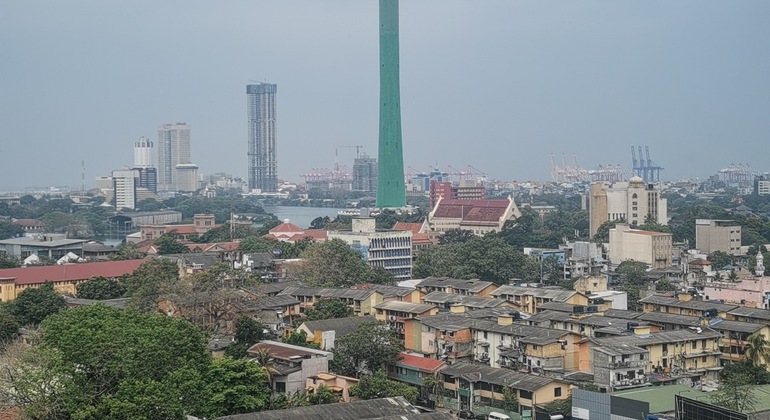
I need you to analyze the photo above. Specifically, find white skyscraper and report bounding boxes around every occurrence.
[112,169,137,210]
[134,136,153,168]
[157,122,191,191]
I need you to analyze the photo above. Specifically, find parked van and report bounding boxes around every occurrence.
[487,412,511,420]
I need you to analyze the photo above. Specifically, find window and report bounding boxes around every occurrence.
[701,356,707,363]
[520,390,533,400]
[554,387,562,397]
[275,382,286,393]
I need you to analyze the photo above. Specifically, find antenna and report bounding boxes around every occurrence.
[81,160,85,193]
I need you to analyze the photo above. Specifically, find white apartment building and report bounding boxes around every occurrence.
[111,169,137,210]
[328,216,412,280]
[608,224,673,269]
[589,177,667,238]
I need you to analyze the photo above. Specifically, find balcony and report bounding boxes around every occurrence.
[608,360,646,369]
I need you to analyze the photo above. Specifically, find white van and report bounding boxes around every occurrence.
[487,412,511,420]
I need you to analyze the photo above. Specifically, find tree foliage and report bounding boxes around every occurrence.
[711,373,758,413]
[123,258,181,312]
[154,234,189,255]
[709,251,733,270]
[281,330,319,349]
[34,304,213,419]
[7,282,66,326]
[438,228,475,245]
[76,276,127,300]
[721,361,770,385]
[0,221,23,240]
[303,299,353,321]
[0,254,21,269]
[349,369,418,403]
[414,236,529,284]
[330,322,403,377]
[0,311,20,343]
[206,357,272,417]
[290,239,374,288]
[743,333,770,369]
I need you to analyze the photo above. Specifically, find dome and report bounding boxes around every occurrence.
[629,176,644,184]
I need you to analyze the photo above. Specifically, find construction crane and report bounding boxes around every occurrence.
[631,145,664,182]
[338,145,364,159]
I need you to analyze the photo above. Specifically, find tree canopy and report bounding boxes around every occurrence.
[350,369,418,403]
[7,282,67,326]
[290,239,375,288]
[76,276,127,300]
[330,321,403,377]
[303,299,353,321]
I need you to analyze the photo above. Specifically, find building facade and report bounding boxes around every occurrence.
[589,177,668,238]
[157,122,192,191]
[608,224,673,269]
[328,216,413,280]
[111,169,137,210]
[246,83,278,192]
[695,219,742,255]
[133,136,158,193]
[352,153,377,193]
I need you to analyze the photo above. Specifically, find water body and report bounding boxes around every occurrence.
[262,205,346,229]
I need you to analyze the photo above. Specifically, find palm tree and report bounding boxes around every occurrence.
[421,373,444,408]
[251,348,280,387]
[743,333,770,368]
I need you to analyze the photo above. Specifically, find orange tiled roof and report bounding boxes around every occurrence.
[0,260,146,286]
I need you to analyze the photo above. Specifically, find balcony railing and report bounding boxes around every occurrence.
[608,360,646,369]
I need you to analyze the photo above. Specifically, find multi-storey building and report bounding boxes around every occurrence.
[111,169,137,210]
[490,285,589,314]
[695,219,742,255]
[414,277,498,297]
[425,197,521,237]
[328,216,413,280]
[428,180,486,211]
[608,224,673,269]
[246,83,278,192]
[157,122,192,191]
[352,153,377,193]
[589,177,667,237]
[133,136,157,193]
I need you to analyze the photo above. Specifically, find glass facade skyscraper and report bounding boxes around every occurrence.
[247,83,278,192]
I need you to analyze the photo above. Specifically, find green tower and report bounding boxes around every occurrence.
[376,0,406,209]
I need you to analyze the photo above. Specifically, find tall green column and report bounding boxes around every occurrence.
[376,0,406,209]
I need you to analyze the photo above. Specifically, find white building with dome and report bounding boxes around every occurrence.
[589,177,668,238]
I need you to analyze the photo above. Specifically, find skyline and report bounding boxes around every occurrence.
[2,1,769,190]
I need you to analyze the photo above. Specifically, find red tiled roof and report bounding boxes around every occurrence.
[270,222,304,234]
[0,259,147,286]
[433,199,510,221]
[393,222,423,234]
[164,225,198,234]
[412,233,432,245]
[395,352,444,372]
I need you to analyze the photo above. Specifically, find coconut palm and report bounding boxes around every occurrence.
[743,333,770,368]
[251,348,280,386]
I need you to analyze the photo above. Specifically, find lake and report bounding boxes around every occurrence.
[261,205,346,229]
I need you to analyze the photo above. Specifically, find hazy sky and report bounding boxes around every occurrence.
[2,1,769,190]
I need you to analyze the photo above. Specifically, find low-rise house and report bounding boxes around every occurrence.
[296,315,376,350]
[491,286,589,314]
[138,213,218,241]
[263,219,327,243]
[374,301,438,342]
[81,242,119,261]
[725,306,770,324]
[707,318,770,365]
[422,291,511,312]
[236,295,301,334]
[11,218,45,233]
[387,352,446,407]
[0,259,146,302]
[640,295,738,318]
[404,313,476,361]
[278,286,384,316]
[352,283,421,303]
[414,277,498,297]
[638,312,701,331]
[0,234,87,260]
[439,362,570,413]
[305,373,359,402]
[581,340,650,392]
[246,341,333,394]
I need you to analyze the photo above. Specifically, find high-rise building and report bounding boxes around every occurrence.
[175,163,199,192]
[376,0,406,208]
[157,122,191,191]
[695,219,742,255]
[247,83,278,192]
[353,154,377,193]
[111,169,137,210]
[133,136,157,193]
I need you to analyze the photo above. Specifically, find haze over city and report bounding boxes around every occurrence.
[1,1,769,190]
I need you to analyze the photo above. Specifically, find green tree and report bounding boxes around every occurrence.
[0,311,20,343]
[711,373,758,413]
[656,279,676,292]
[421,373,444,406]
[282,330,319,349]
[0,253,21,269]
[438,228,475,245]
[7,282,66,326]
[225,317,268,359]
[76,276,127,300]
[709,251,733,270]
[205,357,272,417]
[721,361,770,385]
[154,234,189,255]
[123,259,180,312]
[592,219,624,243]
[349,370,418,403]
[501,385,519,412]
[307,384,340,405]
[291,239,373,288]
[743,333,770,368]
[111,242,145,260]
[36,304,212,419]
[304,299,353,321]
[238,236,275,253]
[330,322,403,377]
[0,221,24,240]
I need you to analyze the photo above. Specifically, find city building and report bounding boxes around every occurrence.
[589,177,668,238]
[414,278,498,297]
[429,180,485,209]
[608,224,673,269]
[277,286,385,316]
[157,122,192,191]
[352,153,377,193]
[0,259,145,302]
[111,169,137,210]
[425,197,521,237]
[246,83,278,192]
[0,234,87,261]
[755,174,770,196]
[490,285,589,314]
[386,352,446,408]
[245,341,332,394]
[174,163,199,192]
[133,136,157,193]
[328,215,413,280]
[695,219,742,255]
